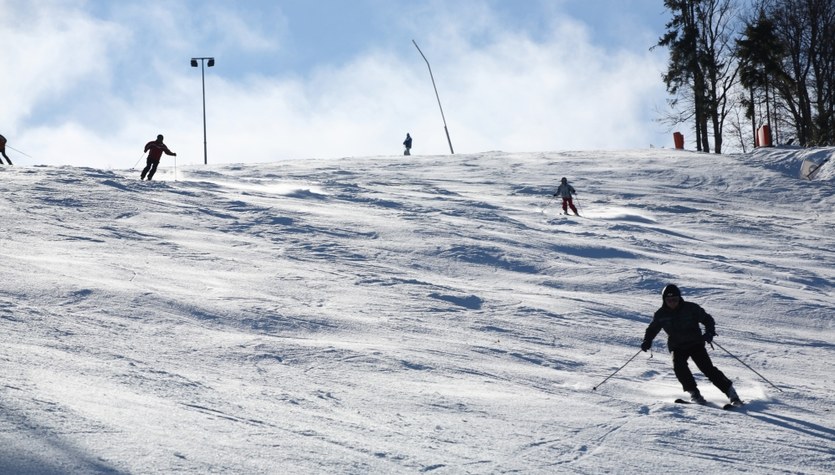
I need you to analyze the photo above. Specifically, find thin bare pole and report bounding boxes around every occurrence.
[412,40,454,154]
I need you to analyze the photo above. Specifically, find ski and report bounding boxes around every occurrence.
[675,398,707,405]
[675,398,744,410]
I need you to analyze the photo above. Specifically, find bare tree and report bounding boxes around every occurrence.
[698,0,740,153]
[758,0,835,146]
[658,0,742,153]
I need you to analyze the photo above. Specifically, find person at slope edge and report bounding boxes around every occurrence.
[553,177,578,216]
[0,134,13,165]
[403,133,412,156]
[141,134,176,181]
[641,284,742,406]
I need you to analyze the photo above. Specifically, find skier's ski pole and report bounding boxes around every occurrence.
[7,145,32,158]
[541,195,555,213]
[714,341,783,392]
[573,195,583,216]
[592,349,644,391]
[132,152,146,170]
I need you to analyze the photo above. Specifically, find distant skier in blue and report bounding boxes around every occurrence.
[553,177,578,216]
[141,134,177,181]
[403,133,412,156]
[641,284,742,406]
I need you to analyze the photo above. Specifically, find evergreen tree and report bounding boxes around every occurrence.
[737,9,784,146]
[658,0,708,151]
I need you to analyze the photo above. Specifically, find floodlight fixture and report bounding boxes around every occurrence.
[190,57,215,164]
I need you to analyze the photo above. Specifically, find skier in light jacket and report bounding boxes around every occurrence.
[553,177,578,216]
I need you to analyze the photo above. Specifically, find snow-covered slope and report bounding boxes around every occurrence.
[1,147,833,474]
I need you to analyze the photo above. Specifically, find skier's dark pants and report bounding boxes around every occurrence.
[672,343,732,394]
[141,158,160,180]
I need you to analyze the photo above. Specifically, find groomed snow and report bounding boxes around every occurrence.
[1,147,833,473]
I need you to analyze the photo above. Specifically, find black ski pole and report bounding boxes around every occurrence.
[714,341,783,392]
[592,349,644,391]
[132,152,146,170]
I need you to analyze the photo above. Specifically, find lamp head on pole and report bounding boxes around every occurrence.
[207,58,215,67]
[190,58,198,67]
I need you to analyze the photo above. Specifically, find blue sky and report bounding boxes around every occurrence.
[2,0,672,168]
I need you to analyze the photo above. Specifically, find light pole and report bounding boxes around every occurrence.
[190,57,215,164]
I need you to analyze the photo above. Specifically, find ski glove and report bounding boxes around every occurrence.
[703,332,715,343]
[640,340,652,352]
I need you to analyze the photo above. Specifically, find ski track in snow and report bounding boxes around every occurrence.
[1,148,834,473]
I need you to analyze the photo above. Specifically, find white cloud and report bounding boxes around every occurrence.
[0,1,126,125]
[4,1,671,169]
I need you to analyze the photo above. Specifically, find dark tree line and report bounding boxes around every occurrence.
[658,0,835,152]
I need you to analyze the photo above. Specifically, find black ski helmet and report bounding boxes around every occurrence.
[157,134,164,141]
[661,284,681,299]
[561,177,567,183]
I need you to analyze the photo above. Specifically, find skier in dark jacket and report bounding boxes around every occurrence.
[403,133,412,156]
[0,134,12,165]
[141,134,176,181]
[641,284,742,405]
[553,177,578,216]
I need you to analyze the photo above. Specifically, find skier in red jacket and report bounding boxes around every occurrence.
[141,134,177,181]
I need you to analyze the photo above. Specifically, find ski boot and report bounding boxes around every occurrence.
[726,385,743,407]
